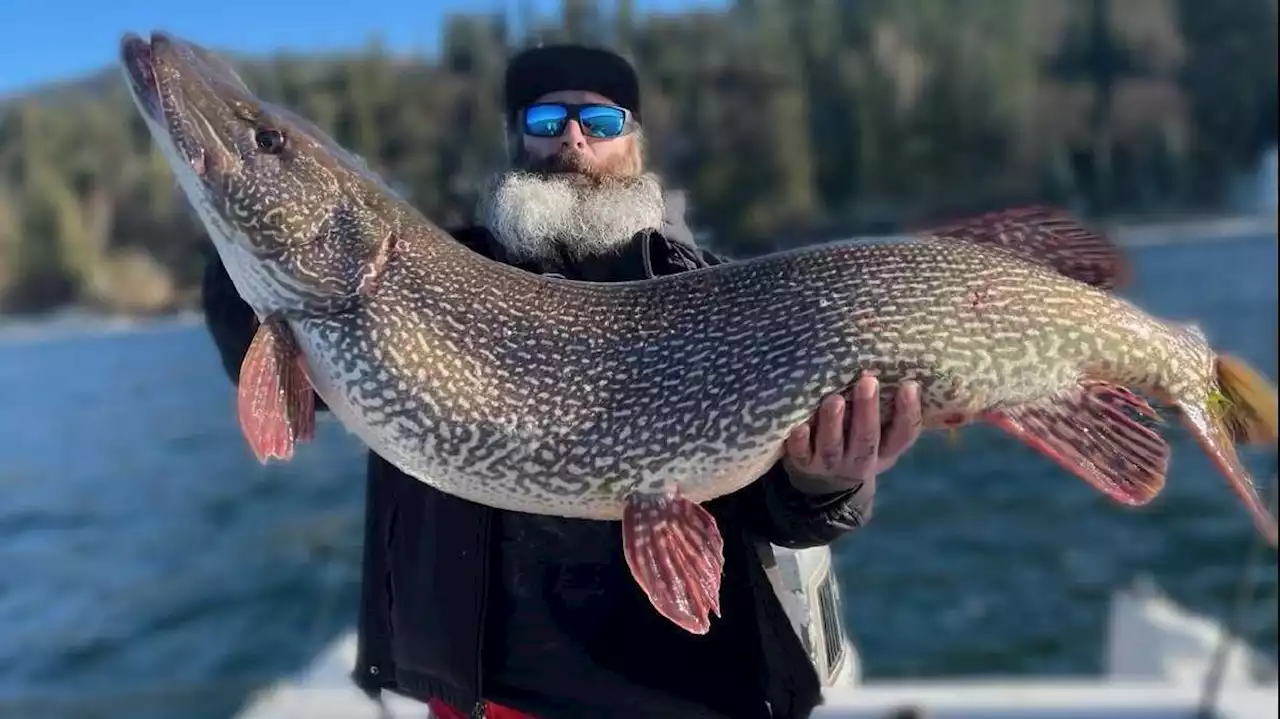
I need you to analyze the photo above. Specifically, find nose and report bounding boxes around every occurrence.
[560,120,587,150]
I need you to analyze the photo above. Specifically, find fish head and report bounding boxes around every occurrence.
[120,31,398,316]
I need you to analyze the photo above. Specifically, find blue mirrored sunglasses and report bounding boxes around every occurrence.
[521,103,634,139]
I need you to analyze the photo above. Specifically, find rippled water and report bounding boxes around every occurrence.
[0,233,1276,719]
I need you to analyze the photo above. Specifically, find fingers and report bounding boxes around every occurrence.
[877,381,923,473]
[785,376,922,486]
[814,393,846,468]
[842,376,882,480]
[785,422,814,468]
[785,393,848,476]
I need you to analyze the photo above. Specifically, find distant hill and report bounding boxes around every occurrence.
[0,1,1275,317]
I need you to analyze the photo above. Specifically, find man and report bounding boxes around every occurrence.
[201,44,923,719]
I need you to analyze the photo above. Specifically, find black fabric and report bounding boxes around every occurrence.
[198,207,875,719]
[504,44,642,124]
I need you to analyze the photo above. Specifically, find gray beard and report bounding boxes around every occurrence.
[477,171,666,264]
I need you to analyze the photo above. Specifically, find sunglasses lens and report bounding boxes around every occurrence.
[578,106,627,138]
[523,104,568,137]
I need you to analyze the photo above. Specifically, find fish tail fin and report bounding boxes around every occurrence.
[1179,354,1278,547]
[1213,354,1279,446]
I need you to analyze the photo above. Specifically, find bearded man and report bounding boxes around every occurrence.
[200,44,923,719]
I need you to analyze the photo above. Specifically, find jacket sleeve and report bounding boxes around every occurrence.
[669,241,877,548]
[200,251,256,382]
[728,468,875,549]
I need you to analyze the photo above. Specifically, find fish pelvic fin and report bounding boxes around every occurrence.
[237,318,317,463]
[921,206,1130,290]
[1179,354,1279,547]
[622,489,725,635]
[985,381,1169,506]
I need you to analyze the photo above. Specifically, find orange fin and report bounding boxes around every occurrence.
[922,206,1130,290]
[1213,354,1279,446]
[622,490,725,635]
[237,319,316,463]
[986,381,1169,505]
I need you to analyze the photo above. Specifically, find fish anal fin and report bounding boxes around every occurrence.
[237,318,316,463]
[985,381,1169,506]
[922,206,1130,290]
[622,490,725,635]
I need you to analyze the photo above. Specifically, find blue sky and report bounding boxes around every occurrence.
[1,0,721,95]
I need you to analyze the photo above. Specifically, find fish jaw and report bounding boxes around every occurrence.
[120,34,228,179]
[119,33,281,316]
[118,31,389,318]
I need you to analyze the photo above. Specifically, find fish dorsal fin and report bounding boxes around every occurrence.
[919,206,1130,291]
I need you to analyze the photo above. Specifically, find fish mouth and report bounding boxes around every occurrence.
[121,34,165,127]
[119,31,234,180]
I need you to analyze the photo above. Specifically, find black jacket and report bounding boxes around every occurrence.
[199,206,875,719]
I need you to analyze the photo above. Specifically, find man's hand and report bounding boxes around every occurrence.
[782,375,922,494]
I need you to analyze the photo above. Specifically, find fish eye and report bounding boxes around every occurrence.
[255,128,287,154]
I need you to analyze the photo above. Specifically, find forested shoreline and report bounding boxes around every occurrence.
[0,0,1275,316]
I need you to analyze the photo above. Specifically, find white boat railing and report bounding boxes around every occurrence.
[233,572,1279,719]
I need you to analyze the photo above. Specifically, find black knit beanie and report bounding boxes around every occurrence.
[503,44,642,126]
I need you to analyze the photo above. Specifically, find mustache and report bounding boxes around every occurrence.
[528,146,594,174]
[521,146,641,185]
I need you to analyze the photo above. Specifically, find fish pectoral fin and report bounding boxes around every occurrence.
[923,206,1129,290]
[622,490,725,635]
[236,318,316,463]
[984,381,1168,505]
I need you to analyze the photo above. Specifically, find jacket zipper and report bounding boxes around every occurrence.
[471,507,494,718]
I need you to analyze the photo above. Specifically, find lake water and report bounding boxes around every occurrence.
[0,232,1276,719]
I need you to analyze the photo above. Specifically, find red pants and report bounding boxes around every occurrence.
[427,697,538,719]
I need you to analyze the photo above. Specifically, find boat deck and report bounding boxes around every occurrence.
[236,673,1278,719]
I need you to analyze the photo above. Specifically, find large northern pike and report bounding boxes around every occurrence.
[121,31,1278,635]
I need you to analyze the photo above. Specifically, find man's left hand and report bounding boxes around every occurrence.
[782,375,922,494]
